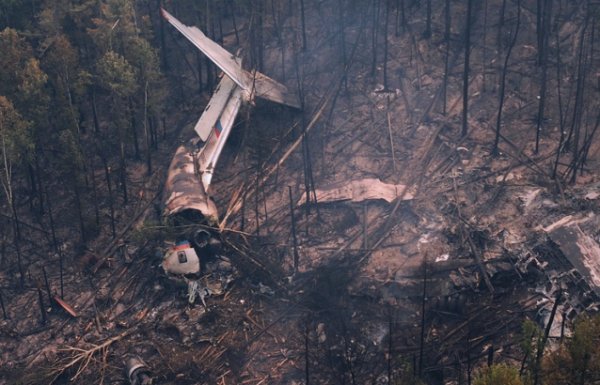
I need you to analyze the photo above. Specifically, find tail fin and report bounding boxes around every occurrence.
[161,8,300,109]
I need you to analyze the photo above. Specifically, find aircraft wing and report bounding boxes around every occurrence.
[161,8,300,109]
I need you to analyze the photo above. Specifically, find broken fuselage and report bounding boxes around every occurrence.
[160,8,300,281]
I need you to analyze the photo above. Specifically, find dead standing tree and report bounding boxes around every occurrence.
[535,0,553,153]
[492,0,521,156]
[371,0,382,78]
[424,0,432,38]
[552,4,566,179]
[336,0,348,90]
[395,0,406,36]
[442,0,451,115]
[300,0,307,50]
[382,0,392,91]
[461,0,474,137]
[565,8,593,184]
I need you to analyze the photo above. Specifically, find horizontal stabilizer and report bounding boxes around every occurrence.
[251,71,301,109]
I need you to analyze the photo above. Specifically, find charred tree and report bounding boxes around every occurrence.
[482,0,488,92]
[288,186,299,272]
[72,178,86,243]
[88,157,100,228]
[228,0,240,45]
[44,182,63,298]
[196,51,204,94]
[10,195,25,288]
[552,12,566,179]
[424,0,431,38]
[567,12,591,184]
[497,0,507,50]
[461,0,474,137]
[535,0,553,153]
[300,0,307,50]
[533,291,562,385]
[256,1,264,72]
[396,0,407,36]
[158,0,169,71]
[418,257,428,377]
[128,98,140,160]
[337,0,347,90]
[100,153,116,239]
[304,320,311,385]
[0,289,7,319]
[371,0,381,78]
[383,0,391,90]
[143,82,152,175]
[536,0,547,65]
[492,0,521,155]
[442,0,451,115]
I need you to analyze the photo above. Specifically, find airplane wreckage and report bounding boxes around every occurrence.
[157,10,600,318]
[159,8,300,300]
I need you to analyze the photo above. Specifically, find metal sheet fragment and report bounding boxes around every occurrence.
[302,178,414,205]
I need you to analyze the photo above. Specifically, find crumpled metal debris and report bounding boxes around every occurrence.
[301,178,414,205]
[174,255,237,306]
[187,280,212,306]
[543,213,600,293]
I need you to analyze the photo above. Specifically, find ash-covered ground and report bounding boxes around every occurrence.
[1,1,600,384]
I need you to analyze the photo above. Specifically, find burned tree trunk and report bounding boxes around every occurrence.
[383,0,391,90]
[492,0,521,155]
[337,0,347,90]
[552,14,566,179]
[418,258,428,377]
[535,0,553,153]
[101,154,116,239]
[424,0,431,38]
[371,0,381,78]
[566,13,591,184]
[497,0,507,49]
[442,0,451,115]
[461,0,473,137]
[300,0,307,50]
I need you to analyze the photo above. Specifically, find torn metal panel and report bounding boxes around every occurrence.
[162,241,200,276]
[163,143,219,223]
[543,213,600,294]
[303,178,414,205]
